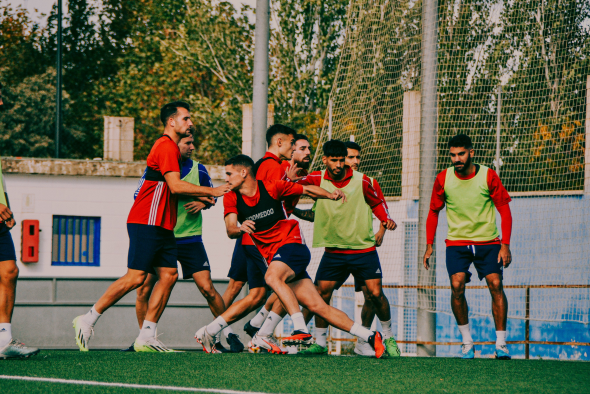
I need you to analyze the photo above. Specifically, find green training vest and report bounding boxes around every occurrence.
[0,161,7,207]
[173,160,203,238]
[444,164,499,241]
[313,170,375,249]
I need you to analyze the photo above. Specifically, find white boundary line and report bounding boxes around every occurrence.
[0,375,276,394]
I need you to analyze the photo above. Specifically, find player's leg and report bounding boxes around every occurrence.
[290,278,386,358]
[447,245,475,358]
[119,272,157,352]
[246,292,278,337]
[222,279,246,308]
[474,244,510,360]
[298,280,337,355]
[354,285,378,356]
[363,278,400,357]
[0,242,39,359]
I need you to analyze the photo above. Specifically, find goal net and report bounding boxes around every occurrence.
[288,0,590,357]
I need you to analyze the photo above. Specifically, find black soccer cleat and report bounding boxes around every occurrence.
[282,330,313,347]
[214,342,231,353]
[243,321,260,338]
[120,343,136,352]
[227,333,245,353]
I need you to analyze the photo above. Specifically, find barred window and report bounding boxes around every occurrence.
[51,216,100,266]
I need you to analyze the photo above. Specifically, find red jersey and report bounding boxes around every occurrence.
[256,152,287,181]
[224,180,305,262]
[127,135,181,230]
[426,165,512,245]
[298,168,391,254]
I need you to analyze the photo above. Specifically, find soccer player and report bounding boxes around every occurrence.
[196,155,386,358]
[423,134,513,360]
[0,83,40,359]
[73,101,229,352]
[127,132,244,353]
[293,140,399,357]
[343,141,394,357]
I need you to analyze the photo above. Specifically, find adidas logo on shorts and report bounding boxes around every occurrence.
[275,254,282,259]
[376,268,381,274]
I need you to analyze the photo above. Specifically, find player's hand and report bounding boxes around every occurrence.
[0,203,12,222]
[329,189,347,203]
[498,244,512,268]
[423,244,433,270]
[211,184,231,197]
[285,161,302,182]
[184,201,206,215]
[383,219,397,231]
[375,226,385,247]
[195,196,215,205]
[239,220,256,235]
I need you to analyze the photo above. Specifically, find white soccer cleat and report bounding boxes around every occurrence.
[195,326,219,354]
[134,336,178,353]
[248,333,287,354]
[73,315,94,352]
[354,338,376,357]
[0,339,40,359]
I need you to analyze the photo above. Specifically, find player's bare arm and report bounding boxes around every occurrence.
[498,244,512,268]
[184,201,207,215]
[423,244,433,270]
[164,171,230,197]
[224,213,255,238]
[375,223,386,246]
[292,207,315,222]
[302,185,346,202]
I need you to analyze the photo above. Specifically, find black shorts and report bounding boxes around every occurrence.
[315,250,382,290]
[228,237,249,283]
[446,244,503,283]
[127,223,177,274]
[244,243,311,287]
[177,241,210,279]
[0,223,16,262]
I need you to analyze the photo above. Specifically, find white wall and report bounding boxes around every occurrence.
[5,174,236,279]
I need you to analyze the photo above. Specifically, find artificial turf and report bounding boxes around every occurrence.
[1,350,589,394]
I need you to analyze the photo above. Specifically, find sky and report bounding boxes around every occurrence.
[4,0,257,25]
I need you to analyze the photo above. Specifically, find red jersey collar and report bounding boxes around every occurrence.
[263,151,282,163]
[323,167,353,181]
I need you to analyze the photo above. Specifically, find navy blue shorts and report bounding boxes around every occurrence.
[228,237,249,283]
[127,223,177,274]
[315,250,382,290]
[0,223,16,262]
[446,244,503,283]
[177,241,210,279]
[244,243,311,287]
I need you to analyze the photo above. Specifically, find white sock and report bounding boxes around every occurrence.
[222,325,234,339]
[138,320,157,340]
[380,319,393,339]
[82,305,101,326]
[290,312,308,333]
[258,312,283,337]
[315,327,328,348]
[496,331,507,347]
[458,324,473,345]
[356,326,371,344]
[0,323,12,347]
[349,323,372,342]
[206,316,228,337]
[250,306,269,328]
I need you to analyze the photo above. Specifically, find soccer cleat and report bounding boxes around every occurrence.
[195,326,219,354]
[298,343,328,356]
[227,333,245,353]
[461,343,475,359]
[73,315,94,352]
[384,337,401,357]
[495,345,511,360]
[282,330,313,347]
[243,321,259,338]
[248,333,287,354]
[134,336,177,353]
[120,343,136,352]
[214,342,231,353]
[354,339,376,357]
[0,339,40,359]
[368,331,385,359]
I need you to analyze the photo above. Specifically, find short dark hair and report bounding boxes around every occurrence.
[266,124,296,146]
[448,134,473,150]
[344,141,361,152]
[322,140,348,157]
[294,134,309,143]
[160,101,190,126]
[225,154,255,175]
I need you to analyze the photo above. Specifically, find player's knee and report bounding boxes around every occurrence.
[249,288,266,306]
[264,272,281,288]
[451,282,465,298]
[136,285,151,302]
[366,287,384,302]
[1,263,19,283]
[487,278,503,293]
[199,282,217,300]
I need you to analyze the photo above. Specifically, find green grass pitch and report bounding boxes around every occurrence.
[1,351,589,393]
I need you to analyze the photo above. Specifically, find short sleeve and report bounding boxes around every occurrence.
[223,192,238,217]
[156,141,181,175]
[265,181,304,200]
[256,161,285,181]
[297,171,322,186]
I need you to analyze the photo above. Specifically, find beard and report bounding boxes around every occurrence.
[454,155,471,170]
[297,160,310,170]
